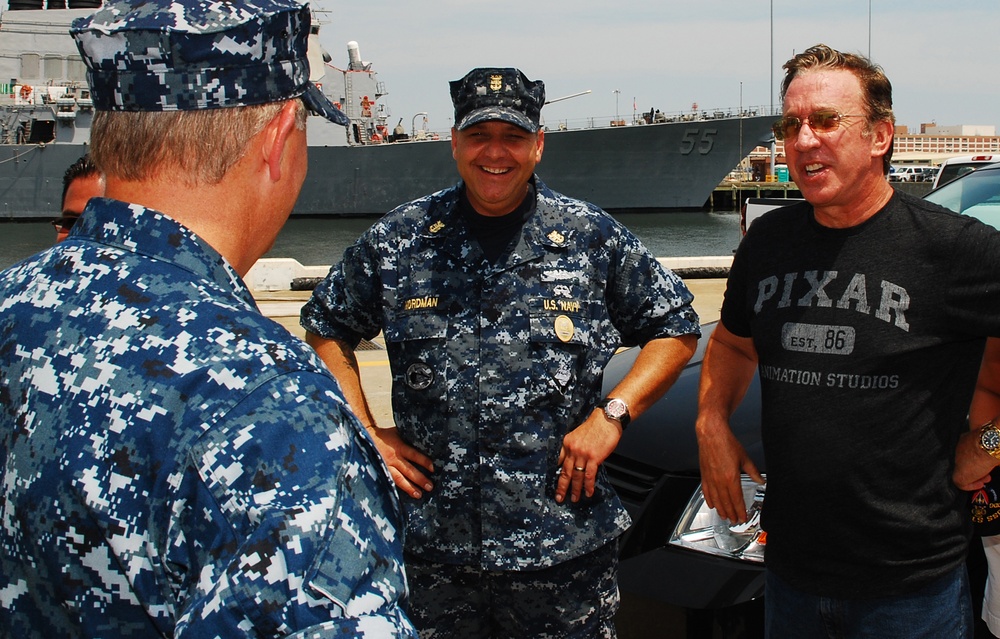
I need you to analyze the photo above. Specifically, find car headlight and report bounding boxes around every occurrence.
[668,475,766,564]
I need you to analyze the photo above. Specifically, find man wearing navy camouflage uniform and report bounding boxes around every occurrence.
[301,67,700,637]
[0,1,416,637]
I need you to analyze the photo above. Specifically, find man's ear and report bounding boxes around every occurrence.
[870,119,894,159]
[263,100,302,182]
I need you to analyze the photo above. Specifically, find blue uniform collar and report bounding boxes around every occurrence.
[419,176,576,250]
[70,197,255,309]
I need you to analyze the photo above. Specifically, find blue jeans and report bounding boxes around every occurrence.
[765,565,973,639]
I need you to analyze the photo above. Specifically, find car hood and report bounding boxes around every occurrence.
[602,321,765,474]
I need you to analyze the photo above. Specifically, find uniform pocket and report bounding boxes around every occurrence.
[384,312,448,398]
[383,313,450,455]
[527,300,592,410]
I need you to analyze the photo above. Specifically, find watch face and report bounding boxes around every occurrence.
[605,398,627,420]
[983,426,1000,452]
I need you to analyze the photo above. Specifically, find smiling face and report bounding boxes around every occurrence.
[451,120,544,217]
[782,68,894,227]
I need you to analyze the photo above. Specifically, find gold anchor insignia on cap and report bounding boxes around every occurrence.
[547,229,566,246]
[489,74,503,92]
[554,314,575,343]
[429,220,445,233]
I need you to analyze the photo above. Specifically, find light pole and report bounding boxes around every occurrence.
[769,0,776,180]
[868,0,872,58]
[613,89,620,122]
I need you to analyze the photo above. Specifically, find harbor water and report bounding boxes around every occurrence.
[0,210,743,273]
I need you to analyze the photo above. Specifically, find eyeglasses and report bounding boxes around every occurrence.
[50,216,79,232]
[771,109,865,141]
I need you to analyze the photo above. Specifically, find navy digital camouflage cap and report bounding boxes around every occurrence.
[450,68,545,132]
[70,0,348,126]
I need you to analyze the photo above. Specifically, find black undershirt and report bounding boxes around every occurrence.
[459,184,536,263]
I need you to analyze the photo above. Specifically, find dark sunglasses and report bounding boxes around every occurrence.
[771,109,865,141]
[50,216,79,232]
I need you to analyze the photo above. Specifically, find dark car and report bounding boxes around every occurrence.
[606,167,1000,639]
[604,323,765,639]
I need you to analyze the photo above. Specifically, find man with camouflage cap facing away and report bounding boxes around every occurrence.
[0,0,416,637]
[301,67,700,637]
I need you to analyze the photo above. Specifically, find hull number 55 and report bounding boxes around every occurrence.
[680,128,718,155]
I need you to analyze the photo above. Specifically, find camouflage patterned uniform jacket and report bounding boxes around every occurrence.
[301,177,700,570]
[0,199,417,638]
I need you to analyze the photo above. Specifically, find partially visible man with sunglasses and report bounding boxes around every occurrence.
[696,43,1000,638]
[53,154,103,242]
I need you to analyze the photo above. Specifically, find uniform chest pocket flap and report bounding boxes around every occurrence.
[384,310,448,343]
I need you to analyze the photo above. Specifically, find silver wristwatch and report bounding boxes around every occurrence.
[598,397,631,429]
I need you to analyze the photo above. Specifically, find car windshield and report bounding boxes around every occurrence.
[937,165,978,188]
[925,166,1000,230]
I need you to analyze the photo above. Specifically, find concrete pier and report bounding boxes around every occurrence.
[708,179,932,210]
[253,262,728,430]
[710,180,802,211]
[246,256,734,293]
[254,276,727,342]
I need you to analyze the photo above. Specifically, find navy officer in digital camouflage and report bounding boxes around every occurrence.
[0,0,416,637]
[301,67,701,637]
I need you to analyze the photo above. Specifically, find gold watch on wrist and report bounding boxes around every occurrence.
[979,420,1000,460]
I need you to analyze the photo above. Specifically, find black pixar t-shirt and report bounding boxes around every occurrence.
[723,191,1000,598]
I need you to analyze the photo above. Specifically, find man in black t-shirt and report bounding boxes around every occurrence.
[696,44,1000,638]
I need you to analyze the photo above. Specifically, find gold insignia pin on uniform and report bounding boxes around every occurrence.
[547,230,565,246]
[489,74,503,92]
[429,220,445,234]
[554,314,575,343]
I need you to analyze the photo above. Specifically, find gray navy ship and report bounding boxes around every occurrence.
[0,0,777,219]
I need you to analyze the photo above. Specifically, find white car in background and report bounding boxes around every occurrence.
[924,161,1000,228]
[932,154,1000,189]
[890,165,930,182]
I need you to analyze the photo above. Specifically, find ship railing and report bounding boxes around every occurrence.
[543,104,778,132]
[0,81,89,107]
[363,104,779,145]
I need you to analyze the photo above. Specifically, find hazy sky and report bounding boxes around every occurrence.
[314,0,999,135]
